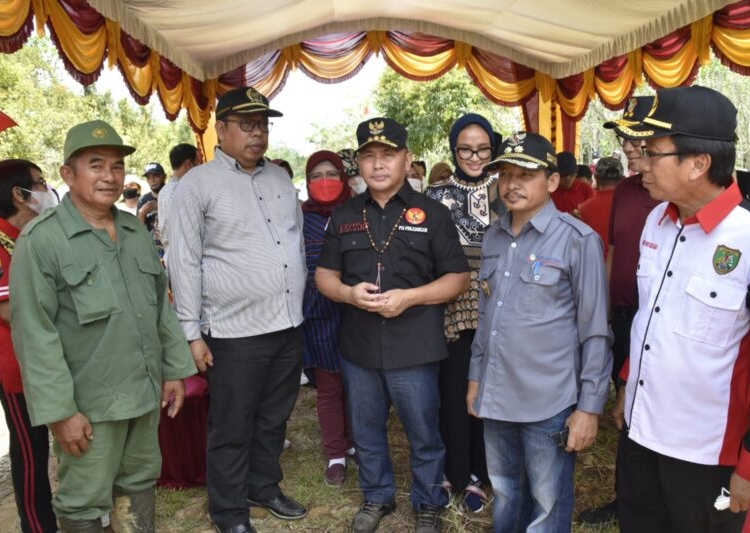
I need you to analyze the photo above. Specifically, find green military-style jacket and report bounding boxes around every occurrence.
[10,194,196,426]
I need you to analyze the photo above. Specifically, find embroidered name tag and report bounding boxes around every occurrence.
[339,222,368,234]
[398,225,428,233]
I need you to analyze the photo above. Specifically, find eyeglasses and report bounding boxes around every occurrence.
[641,148,685,161]
[31,178,47,187]
[309,170,341,180]
[456,147,493,161]
[616,136,643,148]
[223,118,272,133]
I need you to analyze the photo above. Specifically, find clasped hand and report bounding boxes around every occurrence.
[350,282,412,318]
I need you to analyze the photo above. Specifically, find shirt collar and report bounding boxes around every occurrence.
[660,181,742,234]
[58,194,140,239]
[214,148,265,174]
[501,199,557,234]
[364,182,413,208]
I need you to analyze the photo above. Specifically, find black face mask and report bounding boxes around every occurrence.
[123,189,140,200]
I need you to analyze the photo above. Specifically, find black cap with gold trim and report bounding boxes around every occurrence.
[483,131,557,172]
[603,96,654,133]
[355,118,408,152]
[616,86,736,141]
[216,87,283,120]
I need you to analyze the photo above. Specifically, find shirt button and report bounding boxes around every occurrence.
[351,240,356,245]
[286,289,290,293]
[679,236,686,242]
[654,306,660,312]
[639,379,644,386]
[267,218,271,223]
[381,215,386,220]
[259,197,263,200]
[667,271,673,277]
[491,330,497,336]
[284,264,288,268]
[504,272,510,277]
[510,242,517,248]
[277,241,281,245]
[644,344,650,350]
[710,291,717,298]
[497,301,503,307]
[87,279,93,285]
[534,275,540,281]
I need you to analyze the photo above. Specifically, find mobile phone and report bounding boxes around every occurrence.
[549,426,569,449]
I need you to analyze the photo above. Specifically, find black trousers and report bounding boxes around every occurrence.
[610,308,634,384]
[438,329,489,490]
[205,327,303,529]
[617,435,746,533]
[0,387,57,532]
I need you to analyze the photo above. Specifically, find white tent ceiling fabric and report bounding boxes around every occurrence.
[86,0,736,81]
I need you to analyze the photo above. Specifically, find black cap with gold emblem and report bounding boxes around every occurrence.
[216,86,283,120]
[616,86,737,141]
[355,117,408,153]
[603,95,655,133]
[483,131,557,172]
[63,120,136,161]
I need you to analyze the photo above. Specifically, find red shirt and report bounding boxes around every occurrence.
[0,217,22,393]
[551,179,594,215]
[579,188,615,259]
[607,174,660,309]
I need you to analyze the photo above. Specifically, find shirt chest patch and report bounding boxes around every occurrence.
[713,244,741,275]
[339,221,368,234]
[398,224,429,234]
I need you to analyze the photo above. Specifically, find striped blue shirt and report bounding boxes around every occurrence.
[167,149,306,340]
[302,212,344,372]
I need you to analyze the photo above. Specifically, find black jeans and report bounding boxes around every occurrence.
[617,435,746,533]
[205,327,303,529]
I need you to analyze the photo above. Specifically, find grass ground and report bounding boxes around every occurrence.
[151,385,621,532]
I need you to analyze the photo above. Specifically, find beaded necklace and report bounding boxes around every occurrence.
[362,204,407,292]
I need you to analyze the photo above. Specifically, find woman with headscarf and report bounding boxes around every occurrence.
[301,150,358,487]
[425,113,504,513]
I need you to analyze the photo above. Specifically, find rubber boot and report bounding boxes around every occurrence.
[110,487,156,533]
[58,516,104,533]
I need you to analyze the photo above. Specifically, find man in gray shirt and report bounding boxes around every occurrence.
[467,132,612,532]
[168,87,307,533]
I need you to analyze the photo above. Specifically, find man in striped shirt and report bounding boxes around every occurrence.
[168,87,307,533]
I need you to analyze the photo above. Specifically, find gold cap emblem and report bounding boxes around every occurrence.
[369,120,385,135]
[91,127,108,139]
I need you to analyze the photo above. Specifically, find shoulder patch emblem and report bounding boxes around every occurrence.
[404,208,426,225]
[713,244,741,275]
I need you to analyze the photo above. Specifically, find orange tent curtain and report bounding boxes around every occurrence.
[3,0,750,150]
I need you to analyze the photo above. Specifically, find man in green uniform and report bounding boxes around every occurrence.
[10,120,196,533]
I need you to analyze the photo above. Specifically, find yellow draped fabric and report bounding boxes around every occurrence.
[4,1,750,151]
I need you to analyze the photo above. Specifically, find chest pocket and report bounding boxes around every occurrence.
[135,255,162,306]
[339,234,374,277]
[515,265,562,319]
[61,263,122,325]
[674,275,745,347]
[393,233,432,282]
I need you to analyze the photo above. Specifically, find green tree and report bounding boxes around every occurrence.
[372,67,523,165]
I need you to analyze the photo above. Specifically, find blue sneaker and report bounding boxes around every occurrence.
[461,480,493,513]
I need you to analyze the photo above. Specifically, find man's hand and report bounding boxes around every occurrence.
[729,472,750,513]
[190,339,213,372]
[137,200,157,221]
[49,412,93,457]
[376,289,414,318]
[466,380,481,418]
[161,379,186,418]
[612,385,626,430]
[564,410,598,452]
[349,282,387,311]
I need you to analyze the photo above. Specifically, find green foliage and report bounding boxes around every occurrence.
[0,37,194,185]
[372,67,523,164]
[266,143,307,186]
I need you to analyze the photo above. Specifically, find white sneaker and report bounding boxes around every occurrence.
[300,372,309,386]
[284,438,291,450]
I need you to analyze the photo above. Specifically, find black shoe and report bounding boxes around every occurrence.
[578,499,618,526]
[247,493,307,520]
[352,501,396,533]
[214,523,257,533]
[415,505,442,533]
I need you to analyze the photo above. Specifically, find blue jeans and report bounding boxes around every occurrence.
[341,358,448,511]
[484,406,576,533]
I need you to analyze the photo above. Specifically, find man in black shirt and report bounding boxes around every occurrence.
[316,118,470,533]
